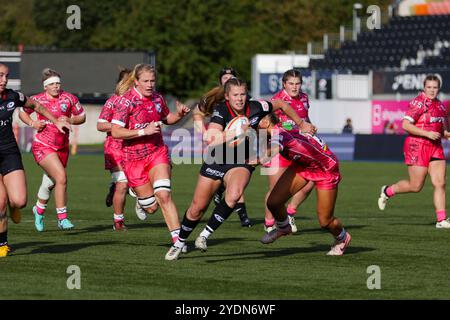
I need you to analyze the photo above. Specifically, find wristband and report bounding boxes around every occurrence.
[138,129,145,136]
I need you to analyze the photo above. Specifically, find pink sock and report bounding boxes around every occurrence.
[436,210,446,222]
[170,229,180,244]
[36,202,46,215]
[385,186,395,197]
[265,218,275,227]
[286,206,296,216]
[56,207,67,220]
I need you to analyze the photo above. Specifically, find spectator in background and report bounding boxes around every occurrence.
[342,118,353,134]
[383,120,398,135]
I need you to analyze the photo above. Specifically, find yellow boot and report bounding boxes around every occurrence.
[0,245,9,257]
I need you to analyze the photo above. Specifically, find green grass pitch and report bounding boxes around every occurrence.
[2,154,450,299]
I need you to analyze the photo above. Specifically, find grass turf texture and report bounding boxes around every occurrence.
[2,154,450,299]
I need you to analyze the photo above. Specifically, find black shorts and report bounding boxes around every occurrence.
[199,163,255,181]
[0,147,24,176]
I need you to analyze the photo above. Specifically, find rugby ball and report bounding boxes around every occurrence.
[224,116,249,147]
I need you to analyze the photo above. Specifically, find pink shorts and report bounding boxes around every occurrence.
[295,164,341,190]
[122,146,170,188]
[32,141,69,168]
[104,137,124,170]
[262,153,292,168]
[404,137,444,167]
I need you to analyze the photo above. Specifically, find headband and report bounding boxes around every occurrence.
[43,76,61,88]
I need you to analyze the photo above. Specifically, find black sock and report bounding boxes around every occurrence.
[178,212,201,243]
[234,202,247,216]
[205,199,234,232]
[0,230,7,247]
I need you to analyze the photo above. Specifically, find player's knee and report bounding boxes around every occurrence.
[153,179,171,204]
[138,195,157,212]
[155,190,171,205]
[410,183,423,193]
[115,182,128,194]
[188,202,205,220]
[54,173,67,186]
[224,188,243,204]
[432,179,445,189]
[9,196,27,209]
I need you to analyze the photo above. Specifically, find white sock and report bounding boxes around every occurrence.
[200,227,213,239]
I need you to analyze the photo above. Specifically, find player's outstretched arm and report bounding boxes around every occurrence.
[164,101,190,125]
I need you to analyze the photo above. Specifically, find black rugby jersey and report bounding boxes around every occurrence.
[0,89,27,151]
[206,100,273,164]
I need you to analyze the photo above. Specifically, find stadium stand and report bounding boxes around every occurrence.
[310,14,450,73]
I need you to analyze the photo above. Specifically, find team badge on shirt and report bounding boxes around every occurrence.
[60,103,68,112]
[6,102,15,111]
[259,100,270,112]
[155,103,162,113]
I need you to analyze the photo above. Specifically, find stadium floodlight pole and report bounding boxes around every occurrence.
[353,3,363,41]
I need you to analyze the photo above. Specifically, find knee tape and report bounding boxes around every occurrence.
[138,195,157,209]
[37,174,55,201]
[153,179,171,194]
[111,171,127,183]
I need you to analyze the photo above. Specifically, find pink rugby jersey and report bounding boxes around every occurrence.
[404,92,448,145]
[112,87,170,161]
[271,128,338,173]
[271,89,310,130]
[23,91,85,150]
[98,95,124,150]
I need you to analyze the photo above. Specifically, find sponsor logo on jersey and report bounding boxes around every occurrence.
[250,117,259,126]
[212,110,223,119]
[18,92,25,102]
[205,168,225,178]
[0,119,11,126]
[6,102,14,110]
[76,102,82,111]
[430,116,445,123]
[259,100,270,112]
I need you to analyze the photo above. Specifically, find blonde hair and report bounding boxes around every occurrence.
[114,68,132,95]
[41,68,61,82]
[116,63,156,96]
